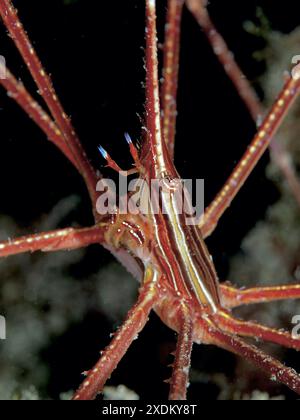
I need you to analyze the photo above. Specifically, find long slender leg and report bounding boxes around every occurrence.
[268,140,300,209]
[199,77,300,238]
[145,0,170,178]
[214,310,300,351]
[72,268,160,400]
[0,0,98,202]
[201,316,300,395]
[169,303,194,400]
[161,0,184,159]
[145,0,183,181]
[220,284,300,309]
[0,225,105,257]
[185,0,300,236]
[0,66,78,169]
[186,0,261,120]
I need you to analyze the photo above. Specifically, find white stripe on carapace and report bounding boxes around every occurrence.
[160,189,219,313]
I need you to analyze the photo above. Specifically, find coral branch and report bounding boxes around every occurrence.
[201,317,300,395]
[0,225,105,257]
[72,269,159,400]
[161,0,184,158]
[215,311,300,351]
[221,283,300,309]
[169,303,194,400]
[0,66,79,169]
[186,0,300,234]
[199,77,300,238]
[0,0,98,202]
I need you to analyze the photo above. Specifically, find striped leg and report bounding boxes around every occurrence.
[220,283,300,308]
[0,0,98,202]
[161,0,184,158]
[72,269,159,400]
[199,77,300,238]
[0,67,78,169]
[185,0,300,237]
[0,225,105,257]
[169,303,194,400]
[214,310,300,352]
[200,316,300,395]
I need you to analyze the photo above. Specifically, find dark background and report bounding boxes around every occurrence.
[0,0,299,400]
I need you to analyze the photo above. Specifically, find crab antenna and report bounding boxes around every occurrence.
[98,145,108,160]
[125,132,132,144]
[145,0,174,178]
[98,145,124,173]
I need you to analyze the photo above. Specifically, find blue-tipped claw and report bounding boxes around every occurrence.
[124,132,132,145]
[98,145,108,160]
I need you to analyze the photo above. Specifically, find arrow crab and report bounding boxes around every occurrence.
[1,0,300,400]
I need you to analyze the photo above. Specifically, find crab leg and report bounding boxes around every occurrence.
[186,0,261,120]
[0,225,105,257]
[145,0,176,179]
[199,76,300,238]
[72,268,160,400]
[186,0,300,235]
[161,0,184,158]
[0,66,78,169]
[0,0,98,202]
[201,316,300,395]
[215,310,300,351]
[220,283,300,308]
[169,302,194,400]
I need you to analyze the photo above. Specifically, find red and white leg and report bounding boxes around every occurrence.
[214,310,300,352]
[161,0,184,159]
[0,68,78,169]
[185,0,300,232]
[199,77,300,238]
[72,268,160,400]
[169,302,194,400]
[221,283,300,308]
[0,225,105,257]
[200,316,300,395]
[0,0,98,202]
